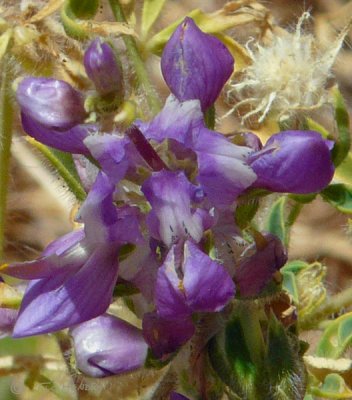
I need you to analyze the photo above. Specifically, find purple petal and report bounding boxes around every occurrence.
[2,230,85,280]
[84,134,130,184]
[142,171,211,246]
[84,38,123,96]
[71,314,147,377]
[78,172,142,245]
[73,155,99,192]
[248,130,335,194]
[234,233,287,297]
[155,245,191,320]
[12,245,119,337]
[136,95,203,144]
[161,17,234,111]
[142,312,194,358]
[17,77,86,130]
[183,241,235,312]
[194,128,257,208]
[21,113,93,155]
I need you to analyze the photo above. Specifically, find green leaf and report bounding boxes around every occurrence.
[335,152,352,186]
[141,0,166,39]
[265,196,287,244]
[208,315,262,400]
[311,374,352,399]
[27,138,86,202]
[321,184,352,214]
[146,7,255,55]
[331,88,351,167]
[316,312,352,359]
[265,314,306,400]
[67,0,99,19]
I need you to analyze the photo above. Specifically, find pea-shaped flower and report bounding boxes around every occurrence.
[17,77,86,130]
[248,130,334,194]
[84,38,123,97]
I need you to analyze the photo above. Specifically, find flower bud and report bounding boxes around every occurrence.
[161,17,234,111]
[84,38,123,97]
[17,77,86,130]
[71,314,148,377]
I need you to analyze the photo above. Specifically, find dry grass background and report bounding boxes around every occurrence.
[2,0,352,399]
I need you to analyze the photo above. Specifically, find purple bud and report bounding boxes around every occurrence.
[161,17,234,111]
[248,130,335,194]
[71,314,148,377]
[17,77,86,130]
[84,38,123,96]
[234,233,287,297]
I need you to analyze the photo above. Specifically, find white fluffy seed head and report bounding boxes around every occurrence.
[227,12,349,125]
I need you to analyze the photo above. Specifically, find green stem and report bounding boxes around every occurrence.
[108,0,161,115]
[0,56,14,261]
[27,138,86,202]
[300,287,352,330]
[285,201,303,246]
[238,302,265,367]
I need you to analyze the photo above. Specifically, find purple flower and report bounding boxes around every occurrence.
[142,312,194,358]
[155,241,235,320]
[234,233,287,297]
[161,17,234,111]
[138,97,257,208]
[17,77,86,130]
[248,130,334,194]
[84,38,123,96]
[142,170,214,247]
[71,314,148,377]
[2,173,142,337]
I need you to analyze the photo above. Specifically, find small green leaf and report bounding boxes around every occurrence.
[141,0,166,39]
[335,152,352,186]
[265,314,306,400]
[282,271,299,303]
[208,315,262,399]
[265,196,287,244]
[331,88,351,167]
[316,312,352,359]
[67,0,99,19]
[321,184,352,214]
[311,374,352,399]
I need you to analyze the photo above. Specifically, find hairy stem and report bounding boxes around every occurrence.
[108,0,161,115]
[0,56,14,261]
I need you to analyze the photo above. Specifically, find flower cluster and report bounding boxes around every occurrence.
[2,17,335,379]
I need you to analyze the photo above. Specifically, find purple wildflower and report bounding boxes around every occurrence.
[2,173,142,337]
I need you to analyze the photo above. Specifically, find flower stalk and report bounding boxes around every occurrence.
[108,0,161,115]
[0,55,14,261]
